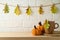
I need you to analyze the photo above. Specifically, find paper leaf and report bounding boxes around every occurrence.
[26,6,32,15]
[44,20,50,29]
[14,5,21,16]
[51,4,58,14]
[38,6,44,14]
[3,4,9,13]
[45,23,50,29]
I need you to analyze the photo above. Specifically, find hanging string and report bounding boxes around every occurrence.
[0,2,60,8]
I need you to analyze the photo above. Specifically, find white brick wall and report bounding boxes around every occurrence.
[0,0,59,32]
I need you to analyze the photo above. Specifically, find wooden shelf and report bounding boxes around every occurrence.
[0,31,59,37]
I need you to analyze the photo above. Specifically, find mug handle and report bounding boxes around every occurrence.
[54,23,59,29]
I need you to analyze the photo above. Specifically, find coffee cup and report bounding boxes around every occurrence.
[44,21,59,34]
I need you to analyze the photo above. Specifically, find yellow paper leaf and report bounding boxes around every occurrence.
[38,6,44,14]
[3,4,9,13]
[26,6,32,15]
[51,4,58,14]
[14,5,21,16]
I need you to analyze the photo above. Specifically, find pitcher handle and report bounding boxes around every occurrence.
[54,23,59,29]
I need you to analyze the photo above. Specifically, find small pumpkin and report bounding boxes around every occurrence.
[37,22,45,34]
[32,25,41,35]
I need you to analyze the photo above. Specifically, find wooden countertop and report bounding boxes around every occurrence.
[0,32,49,37]
[0,31,60,37]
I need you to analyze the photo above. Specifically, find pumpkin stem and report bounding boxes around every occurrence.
[39,22,42,26]
[34,25,37,29]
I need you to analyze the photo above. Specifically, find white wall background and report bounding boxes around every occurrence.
[0,0,60,32]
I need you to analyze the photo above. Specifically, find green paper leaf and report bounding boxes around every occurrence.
[45,23,50,29]
[44,20,50,29]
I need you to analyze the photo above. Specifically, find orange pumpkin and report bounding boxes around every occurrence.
[32,25,41,35]
[37,22,45,34]
[37,25,44,31]
[37,25,45,35]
